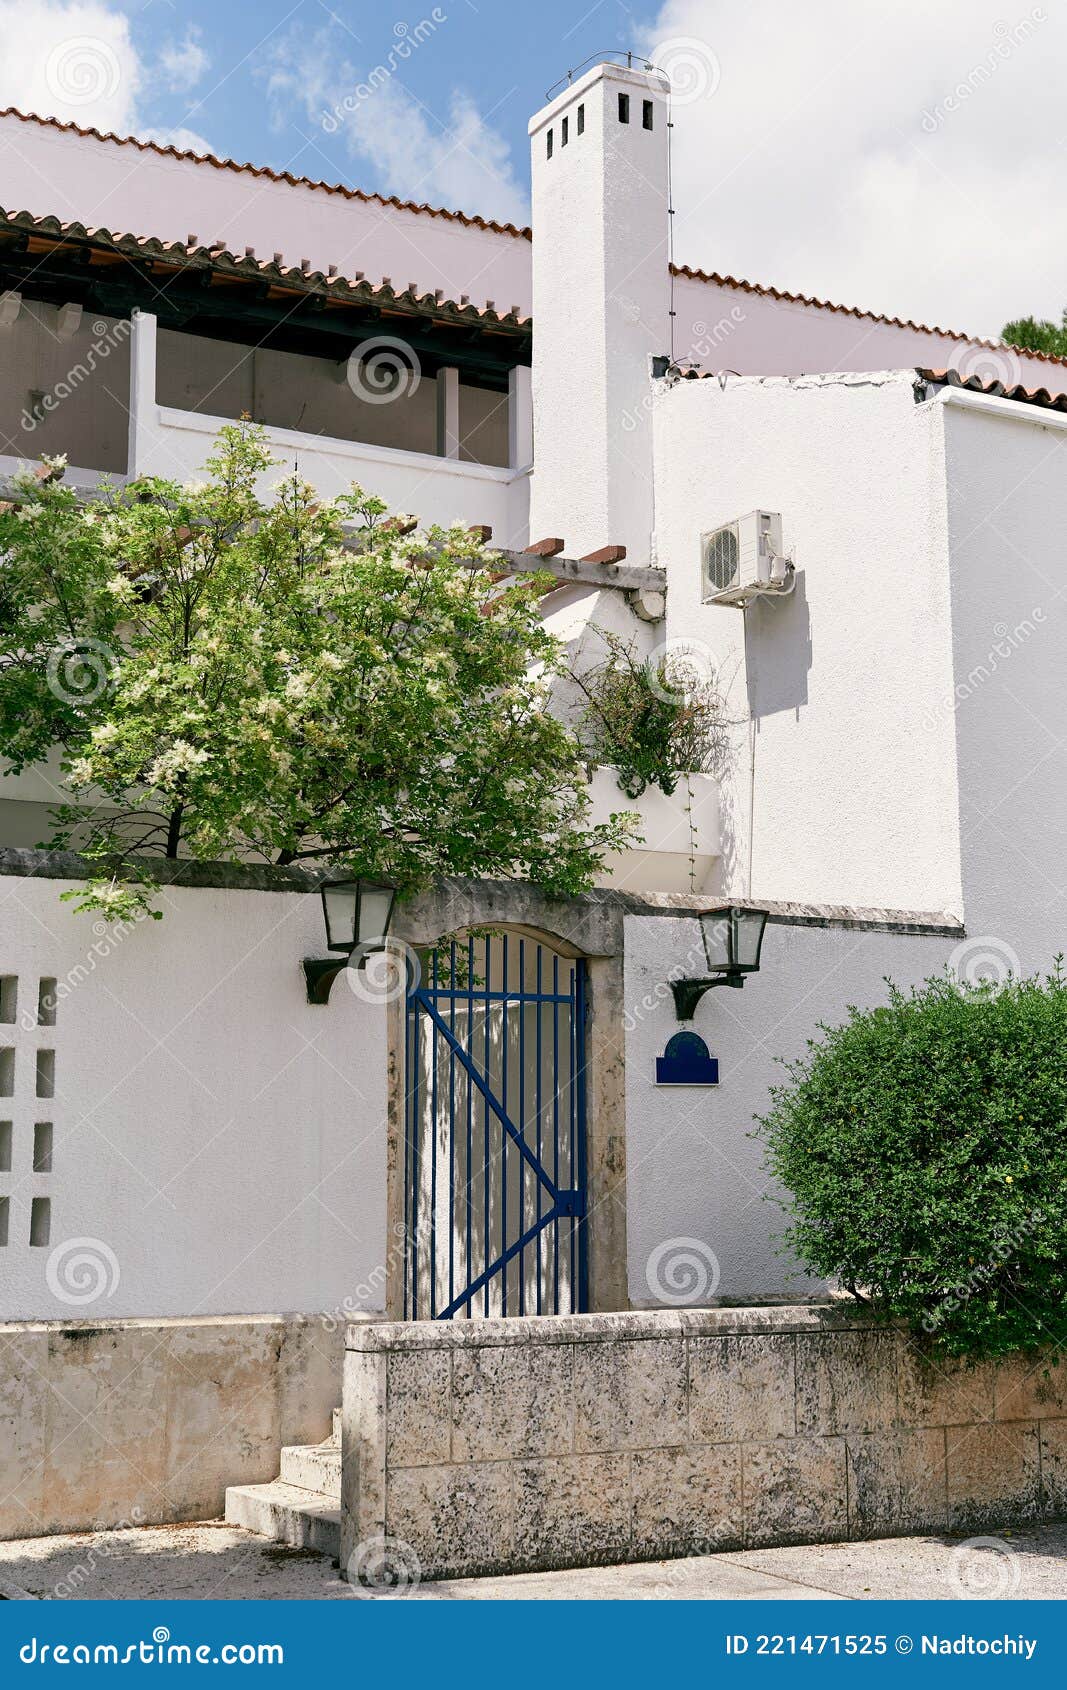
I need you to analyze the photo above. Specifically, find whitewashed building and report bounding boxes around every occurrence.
[2,61,1066,1540]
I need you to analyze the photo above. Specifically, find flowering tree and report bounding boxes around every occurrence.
[0,424,633,918]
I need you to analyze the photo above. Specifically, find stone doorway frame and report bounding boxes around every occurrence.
[385,879,629,1317]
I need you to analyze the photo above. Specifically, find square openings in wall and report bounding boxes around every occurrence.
[36,1050,55,1099]
[0,977,16,1024]
[30,1196,50,1247]
[546,127,553,158]
[0,1121,10,1173]
[618,92,630,123]
[577,103,585,135]
[37,979,58,1027]
[0,1049,13,1098]
[0,1196,8,1248]
[33,1122,53,1174]
[561,115,569,147]
[643,99,654,130]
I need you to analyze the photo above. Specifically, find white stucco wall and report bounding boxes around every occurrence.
[623,911,958,1305]
[652,370,963,918]
[941,390,1067,963]
[0,872,388,1321]
[0,113,530,315]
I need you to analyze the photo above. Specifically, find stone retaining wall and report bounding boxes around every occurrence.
[341,1305,1067,1581]
[1,1315,343,1540]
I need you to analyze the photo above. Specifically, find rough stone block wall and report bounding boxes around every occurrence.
[341,1305,1067,1581]
[0,1315,344,1540]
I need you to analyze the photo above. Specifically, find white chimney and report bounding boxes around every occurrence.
[528,62,670,561]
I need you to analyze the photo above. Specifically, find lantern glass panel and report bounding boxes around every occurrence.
[734,908,768,971]
[698,910,733,973]
[358,883,397,949]
[322,882,360,951]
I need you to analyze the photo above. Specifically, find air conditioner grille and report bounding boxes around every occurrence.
[703,525,739,593]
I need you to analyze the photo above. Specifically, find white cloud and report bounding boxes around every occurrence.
[640,0,1065,339]
[0,0,213,153]
[262,30,527,226]
[156,28,209,95]
[340,82,527,226]
[0,0,139,129]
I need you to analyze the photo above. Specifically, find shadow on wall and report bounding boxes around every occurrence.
[745,570,812,720]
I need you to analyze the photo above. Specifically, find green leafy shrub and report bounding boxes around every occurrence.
[758,969,1067,1357]
[575,632,728,799]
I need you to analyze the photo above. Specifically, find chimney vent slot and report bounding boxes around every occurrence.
[618,92,630,123]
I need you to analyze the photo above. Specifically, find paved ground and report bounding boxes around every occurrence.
[1,1520,1065,1600]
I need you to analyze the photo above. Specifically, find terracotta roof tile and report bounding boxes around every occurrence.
[917,367,1067,412]
[0,206,531,333]
[0,106,532,241]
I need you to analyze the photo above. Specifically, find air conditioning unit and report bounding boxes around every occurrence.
[700,510,793,608]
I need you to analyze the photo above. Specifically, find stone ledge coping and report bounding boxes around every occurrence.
[345,1302,879,1351]
[0,1312,380,1336]
[0,846,321,893]
[0,849,963,935]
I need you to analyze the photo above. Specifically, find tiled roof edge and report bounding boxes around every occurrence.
[672,262,1067,372]
[917,366,1067,412]
[0,106,533,241]
[0,206,532,329]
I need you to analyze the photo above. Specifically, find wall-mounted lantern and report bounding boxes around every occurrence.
[303,879,398,1004]
[671,906,769,1021]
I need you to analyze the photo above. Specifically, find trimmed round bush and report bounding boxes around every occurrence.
[758,970,1067,1357]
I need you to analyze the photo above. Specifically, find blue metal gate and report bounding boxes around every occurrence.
[403,933,588,1320]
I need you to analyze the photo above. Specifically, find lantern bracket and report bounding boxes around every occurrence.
[670,971,746,1022]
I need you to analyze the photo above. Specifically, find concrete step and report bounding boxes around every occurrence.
[279,1441,341,1500]
[332,1406,342,1443]
[223,1482,340,1560]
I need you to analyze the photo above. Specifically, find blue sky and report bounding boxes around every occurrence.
[179,0,644,207]
[2,1,1067,337]
[1,0,655,226]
